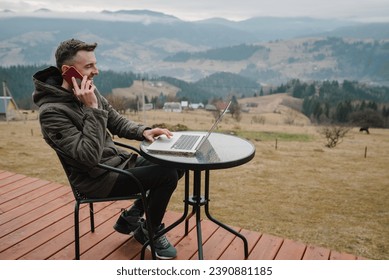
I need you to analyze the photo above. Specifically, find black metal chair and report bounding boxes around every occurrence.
[55,141,155,260]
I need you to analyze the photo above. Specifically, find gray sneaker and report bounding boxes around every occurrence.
[134,221,177,260]
[113,205,143,235]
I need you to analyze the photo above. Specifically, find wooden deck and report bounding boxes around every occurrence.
[0,170,364,260]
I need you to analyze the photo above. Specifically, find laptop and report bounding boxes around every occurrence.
[146,101,231,155]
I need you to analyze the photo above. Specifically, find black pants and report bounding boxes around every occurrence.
[109,156,183,229]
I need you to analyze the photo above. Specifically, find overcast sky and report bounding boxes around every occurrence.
[1,0,389,22]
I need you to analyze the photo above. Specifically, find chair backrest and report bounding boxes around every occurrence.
[52,140,144,201]
[55,152,88,201]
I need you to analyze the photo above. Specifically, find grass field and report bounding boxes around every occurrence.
[1,108,388,260]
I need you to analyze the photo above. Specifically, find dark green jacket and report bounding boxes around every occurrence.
[32,66,149,198]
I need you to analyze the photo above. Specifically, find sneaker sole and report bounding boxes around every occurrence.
[147,245,176,260]
[113,224,138,235]
[134,232,176,260]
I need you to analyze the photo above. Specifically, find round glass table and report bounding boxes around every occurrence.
[139,132,256,259]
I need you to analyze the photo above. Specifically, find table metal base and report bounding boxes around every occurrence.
[158,170,249,260]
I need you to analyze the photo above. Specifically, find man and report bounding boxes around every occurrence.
[32,38,182,259]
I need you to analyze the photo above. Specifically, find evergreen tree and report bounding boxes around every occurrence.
[335,101,353,123]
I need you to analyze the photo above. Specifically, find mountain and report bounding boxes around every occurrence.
[198,16,359,39]
[0,10,388,85]
[101,9,179,20]
[319,22,389,40]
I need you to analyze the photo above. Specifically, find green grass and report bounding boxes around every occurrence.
[158,122,314,142]
[235,130,314,142]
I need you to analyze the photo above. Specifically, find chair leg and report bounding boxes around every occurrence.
[89,203,95,232]
[140,196,156,260]
[74,201,81,260]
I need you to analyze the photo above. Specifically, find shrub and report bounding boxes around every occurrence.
[319,126,350,148]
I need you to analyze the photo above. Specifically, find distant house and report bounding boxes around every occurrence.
[1,81,20,121]
[143,103,154,111]
[242,102,258,113]
[245,102,258,108]
[0,97,18,121]
[205,104,217,111]
[163,102,182,112]
[189,103,204,109]
[181,101,189,109]
[214,101,229,111]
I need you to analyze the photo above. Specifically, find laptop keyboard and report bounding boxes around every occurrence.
[171,135,201,150]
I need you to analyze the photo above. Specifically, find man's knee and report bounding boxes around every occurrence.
[161,168,184,193]
[177,169,185,180]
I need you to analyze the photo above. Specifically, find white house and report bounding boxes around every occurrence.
[163,102,182,112]
[1,82,20,121]
[189,103,204,109]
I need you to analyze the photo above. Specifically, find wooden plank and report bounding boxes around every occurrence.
[219,229,261,260]
[18,202,114,260]
[191,225,239,260]
[0,197,74,252]
[248,233,283,260]
[1,208,84,260]
[0,183,68,225]
[0,179,50,204]
[82,208,170,260]
[0,186,73,237]
[104,237,139,260]
[275,239,307,260]
[330,251,357,260]
[0,171,368,261]
[77,201,137,260]
[0,171,17,181]
[190,220,219,260]
[174,219,219,260]
[116,236,144,260]
[303,245,331,260]
[16,209,88,260]
[2,186,108,259]
[48,200,132,260]
[0,174,29,191]
[78,218,129,260]
[163,211,196,247]
[0,176,37,192]
[0,182,64,213]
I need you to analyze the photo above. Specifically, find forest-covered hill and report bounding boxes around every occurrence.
[1,65,388,127]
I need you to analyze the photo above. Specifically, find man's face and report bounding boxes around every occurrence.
[67,50,99,81]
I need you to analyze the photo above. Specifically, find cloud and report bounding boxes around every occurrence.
[1,0,389,22]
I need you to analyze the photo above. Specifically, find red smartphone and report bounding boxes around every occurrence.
[62,66,84,87]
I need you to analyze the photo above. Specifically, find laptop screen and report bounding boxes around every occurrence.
[196,100,232,150]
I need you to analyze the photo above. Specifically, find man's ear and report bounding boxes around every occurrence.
[61,65,70,74]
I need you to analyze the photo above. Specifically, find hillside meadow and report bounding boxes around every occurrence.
[0,108,388,260]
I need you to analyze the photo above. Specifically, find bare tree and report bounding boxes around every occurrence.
[106,94,131,114]
[319,125,350,148]
[284,108,298,125]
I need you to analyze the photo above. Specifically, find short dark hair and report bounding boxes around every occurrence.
[55,39,97,70]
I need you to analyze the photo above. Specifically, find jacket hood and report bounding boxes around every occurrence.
[32,66,75,107]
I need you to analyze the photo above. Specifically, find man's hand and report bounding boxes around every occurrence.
[143,128,173,142]
[72,76,98,108]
